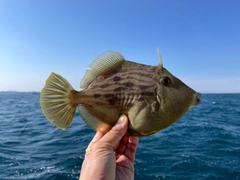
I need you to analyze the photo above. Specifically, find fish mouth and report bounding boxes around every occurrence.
[195,93,202,106]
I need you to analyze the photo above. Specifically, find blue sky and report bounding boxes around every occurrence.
[0,0,239,93]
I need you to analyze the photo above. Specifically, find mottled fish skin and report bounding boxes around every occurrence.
[70,61,200,136]
[72,61,160,136]
[40,50,201,136]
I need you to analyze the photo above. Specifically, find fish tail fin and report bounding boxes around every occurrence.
[40,72,76,130]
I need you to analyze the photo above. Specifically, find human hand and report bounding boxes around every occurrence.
[79,115,139,180]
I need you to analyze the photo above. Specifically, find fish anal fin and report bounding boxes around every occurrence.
[80,50,125,89]
[78,104,112,134]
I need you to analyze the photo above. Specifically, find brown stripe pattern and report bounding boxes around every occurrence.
[81,61,160,110]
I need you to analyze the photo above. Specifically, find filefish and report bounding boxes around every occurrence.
[40,49,201,136]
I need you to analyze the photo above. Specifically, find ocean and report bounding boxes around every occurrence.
[0,92,239,180]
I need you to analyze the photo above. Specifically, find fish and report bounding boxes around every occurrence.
[40,48,201,136]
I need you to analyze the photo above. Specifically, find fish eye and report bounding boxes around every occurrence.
[160,76,171,86]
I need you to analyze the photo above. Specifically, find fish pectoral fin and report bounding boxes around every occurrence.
[40,72,76,130]
[151,101,160,112]
[80,50,125,89]
[78,104,112,134]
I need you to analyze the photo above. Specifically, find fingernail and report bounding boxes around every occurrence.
[118,115,126,124]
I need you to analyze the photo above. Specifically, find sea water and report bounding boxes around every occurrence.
[0,92,239,180]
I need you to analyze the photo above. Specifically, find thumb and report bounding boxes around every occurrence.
[99,114,128,148]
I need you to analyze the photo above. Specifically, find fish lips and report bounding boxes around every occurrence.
[195,93,202,106]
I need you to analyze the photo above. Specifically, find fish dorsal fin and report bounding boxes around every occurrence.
[80,50,125,89]
[78,104,112,134]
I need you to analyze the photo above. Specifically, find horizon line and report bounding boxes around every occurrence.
[1,91,240,94]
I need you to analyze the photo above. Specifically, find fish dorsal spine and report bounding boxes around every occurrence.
[156,46,163,67]
[80,50,125,89]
